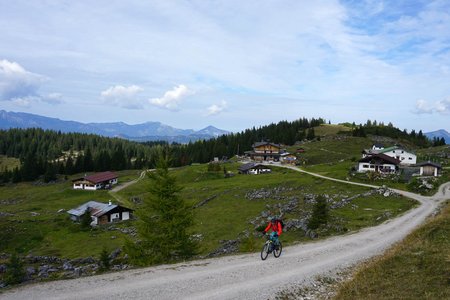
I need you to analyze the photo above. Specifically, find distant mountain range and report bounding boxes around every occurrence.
[424,129,450,144]
[0,110,229,143]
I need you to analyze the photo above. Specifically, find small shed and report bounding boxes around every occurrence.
[280,153,297,164]
[238,163,272,175]
[417,161,442,177]
[67,200,133,226]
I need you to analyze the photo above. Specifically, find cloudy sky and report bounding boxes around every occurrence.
[1,0,449,132]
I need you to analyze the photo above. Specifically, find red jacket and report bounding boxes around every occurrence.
[264,221,282,235]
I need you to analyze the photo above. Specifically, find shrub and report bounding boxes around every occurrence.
[4,253,25,285]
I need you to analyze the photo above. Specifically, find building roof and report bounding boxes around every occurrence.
[67,200,131,217]
[377,146,400,153]
[84,171,118,184]
[359,153,401,165]
[238,163,269,172]
[363,145,415,156]
[252,142,281,148]
[416,161,442,168]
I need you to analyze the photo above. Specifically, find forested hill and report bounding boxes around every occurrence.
[0,128,164,183]
[0,117,442,183]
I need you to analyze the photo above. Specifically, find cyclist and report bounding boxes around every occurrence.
[264,218,282,249]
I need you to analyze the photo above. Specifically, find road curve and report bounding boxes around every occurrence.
[2,169,449,300]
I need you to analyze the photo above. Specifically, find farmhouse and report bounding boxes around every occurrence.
[416,161,442,177]
[362,145,416,165]
[67,200,132,226]
[238,163,272,175]
[245,141,283,162]
[357,153,400,174]
[72,171,118,190]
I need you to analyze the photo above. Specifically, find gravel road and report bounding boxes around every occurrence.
[2,168,449,300]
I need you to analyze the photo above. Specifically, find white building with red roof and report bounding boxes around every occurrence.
[72,171,118,190]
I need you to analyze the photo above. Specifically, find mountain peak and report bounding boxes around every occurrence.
[425,129,450,144]
[0,110,229,143]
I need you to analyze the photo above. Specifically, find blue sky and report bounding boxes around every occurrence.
[0,0,449,132]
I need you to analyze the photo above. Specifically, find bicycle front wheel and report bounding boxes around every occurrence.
[260,242,269,260]
[273,241,282,258]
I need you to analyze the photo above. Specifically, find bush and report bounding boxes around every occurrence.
[4,253,25,285]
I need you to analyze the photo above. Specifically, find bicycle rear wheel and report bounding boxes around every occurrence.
[273,241,282,258]
[260,242,269,260]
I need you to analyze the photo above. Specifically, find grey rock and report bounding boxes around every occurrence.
[63,261,73,271]
[74,267,82,277]
[26,266,36,276]
[109,248,122,260]
[0,264,6,273]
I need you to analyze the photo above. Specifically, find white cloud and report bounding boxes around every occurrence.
[435,99,450,114]
[149,84,193,111]
[414,99,434,114]
[206,100,227,116]
[42,92,64,104]
[0,59,46,101]
[414,98,450,115]
[11,97,32,107]
[101,85,144,109]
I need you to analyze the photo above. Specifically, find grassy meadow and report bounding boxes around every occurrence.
[334,200,450,300]
[0,162,417,260]
[117,163,416,255]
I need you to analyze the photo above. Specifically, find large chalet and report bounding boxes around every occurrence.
[72,171,118,190]
[362,145,416,165]
[245,142,283,162]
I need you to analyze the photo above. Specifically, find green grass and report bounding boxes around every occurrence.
[334,201,450,300]
[332,195,418,231]
[118,163,417,255]
[288,136,372,166]
[415,145,450,167]
[313,124,352,137]
[0,163,418,260]
[0,172,137,258]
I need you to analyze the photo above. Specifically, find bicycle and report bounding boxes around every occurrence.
[260,234,282,260]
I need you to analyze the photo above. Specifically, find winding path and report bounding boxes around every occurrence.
[2,167,449,300]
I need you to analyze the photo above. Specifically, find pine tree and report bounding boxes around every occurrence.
[307,195,329,230]
[99,248,110,271]
[125,156,197,265]
[4,253,25,285]
[80,208,92,230]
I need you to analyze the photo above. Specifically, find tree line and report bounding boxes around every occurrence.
[0,128,164,183]
[350,120,444,147]
[2,117,441,183]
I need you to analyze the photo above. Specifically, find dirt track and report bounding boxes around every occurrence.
[2,168,449,300]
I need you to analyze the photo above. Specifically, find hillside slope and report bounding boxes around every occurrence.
[2,172,448,300]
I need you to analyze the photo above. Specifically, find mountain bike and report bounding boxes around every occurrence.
[260,234,282,260]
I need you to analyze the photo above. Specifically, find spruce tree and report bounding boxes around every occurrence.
[4,253,25,285]
[307,195,329,230]
[125,155,197,265]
